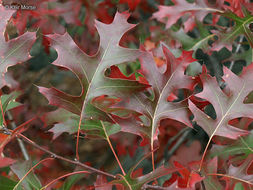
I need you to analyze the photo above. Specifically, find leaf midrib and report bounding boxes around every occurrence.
[210,83,245,137]
[151,71,176,144]
[1,36,31,66]
[222,17,253,43]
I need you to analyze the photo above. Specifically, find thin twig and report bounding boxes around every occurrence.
[101,121,126,175]
[229,35,244,70]
[164,128,191,161]
[13,157,54,190]
[142,184,169,190]
[6,111,30,160]
[164,128,190,161]
[75,114,83,161]
[0,97,7,127]
[40,170,90,190]
[18,133,117,179]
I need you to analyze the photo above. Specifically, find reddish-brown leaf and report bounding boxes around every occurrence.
[0,5,35,88]
[189,64,253,139]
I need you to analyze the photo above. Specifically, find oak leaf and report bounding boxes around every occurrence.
[39,12,150,139]
[189,64,253,139]
[0,5,35,88]
[153,0,222,30]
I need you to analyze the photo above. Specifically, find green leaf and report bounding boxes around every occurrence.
[227,48,253,66]
[0,91,21,127]
[169,23,215,55]
[11,161,42,190]
[203,157,223,190]
[213,9,253,50]
[0,175,17,190]
[46,109,120,139]
[112,165,179,190]
[212,132,253,159]
[59,173,85,190]
[39,12,150,139]
[234,183,245,190]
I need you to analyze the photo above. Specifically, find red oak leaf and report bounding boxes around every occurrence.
[40,12,150,140]
[189,64,253,140]
[120,45,197,155]
[173,161,204,188]
[223,0,253,17]
[0,5,35,88]
[153,0,222,31]
[203,157,224,189]
[223,155,253,189]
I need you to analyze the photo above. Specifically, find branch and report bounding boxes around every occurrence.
[229,35,244,70]
[164,128,191,161]
[142,184,169,190]
[13,157,53,190]
[101,121,126,175]
[18,133,117,179]
[40,170,90,190]
[6,111,30,160]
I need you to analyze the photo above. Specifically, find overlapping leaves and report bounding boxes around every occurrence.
[153,0,222,31]
[0,5,35,88]
[126,46,197,156]
[213,8,253,50]
[189,64,253,139]
[40,12,150,139]
[0,91,21,127]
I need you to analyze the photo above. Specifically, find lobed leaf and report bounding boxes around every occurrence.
[153,0,222,30]
[122,45,197,161]
[0,5,35,88]
[39,12,150,139]
[213,9,253,51]
[189,64,253,139]
[224,155,253,189]
[45,108,120,140]
[0,91,21,127]
[212,132,253,159]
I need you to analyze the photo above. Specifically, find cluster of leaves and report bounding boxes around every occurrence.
[0,0,253,189]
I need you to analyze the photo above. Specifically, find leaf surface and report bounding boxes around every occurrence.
[169,24,215,54]
[213,9,253,50]
[0,91,21,127]
[212,132,253,159]
[0,156,16,168]
[0,175,17,190]
[39,12,150,139]
[59,173,85,190]
[0,6,35,88]
[153,0,222,30]
[45,108,120,140]
[124,45,197,159]
[203,157,223,190]
[11,161,42,190]
[112,165,180,190]
[189,64,253,139]
[224,155,253,188]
